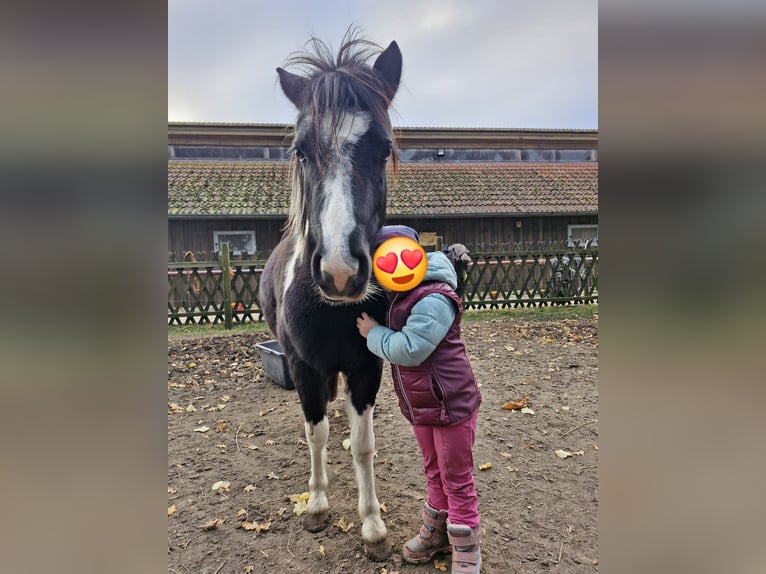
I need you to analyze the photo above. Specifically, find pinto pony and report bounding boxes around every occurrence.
[258,31,401,561]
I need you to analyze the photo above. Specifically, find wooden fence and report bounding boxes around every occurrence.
[168,243,598,326]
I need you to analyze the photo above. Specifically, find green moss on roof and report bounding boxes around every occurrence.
[168,161,597,216]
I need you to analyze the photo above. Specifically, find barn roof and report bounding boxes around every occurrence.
[168,160,598,217]
[169,122,599,149]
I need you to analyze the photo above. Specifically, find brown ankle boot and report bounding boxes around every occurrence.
[402,503,450,564]
[447,522,481,574]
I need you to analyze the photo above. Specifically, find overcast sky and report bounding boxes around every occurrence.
[168,0,597,129]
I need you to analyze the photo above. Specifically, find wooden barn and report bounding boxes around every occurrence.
[168,123,598,258]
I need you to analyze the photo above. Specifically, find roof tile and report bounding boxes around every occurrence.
[168,161,597,216]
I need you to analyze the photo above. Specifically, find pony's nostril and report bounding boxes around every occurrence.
[320,271,343,294]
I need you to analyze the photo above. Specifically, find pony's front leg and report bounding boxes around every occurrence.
[290,359,333,533]
[303,415,330,532]
[346,397,391,560]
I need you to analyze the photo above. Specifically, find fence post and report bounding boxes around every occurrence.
[222,242,233,329]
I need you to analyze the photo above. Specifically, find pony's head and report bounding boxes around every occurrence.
[277,29,401,302]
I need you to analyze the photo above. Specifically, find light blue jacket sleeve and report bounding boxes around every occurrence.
[366,293,457,367]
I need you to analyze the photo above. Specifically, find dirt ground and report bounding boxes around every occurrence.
[168,313,598,573]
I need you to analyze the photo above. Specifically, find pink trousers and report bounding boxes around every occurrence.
[412,410,480,528]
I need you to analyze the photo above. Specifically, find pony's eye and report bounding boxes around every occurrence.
[294,147,306,162]
[381,145,392,162]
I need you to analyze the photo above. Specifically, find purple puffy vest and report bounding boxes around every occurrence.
[387,281,481,425]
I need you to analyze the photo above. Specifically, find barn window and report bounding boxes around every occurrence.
[567,224,598,248]
[213,231,256,256]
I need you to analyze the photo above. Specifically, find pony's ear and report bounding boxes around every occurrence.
[373,41,402,101]
[277,67,309,109]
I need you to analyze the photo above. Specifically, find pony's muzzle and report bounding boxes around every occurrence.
[313,253,370,302]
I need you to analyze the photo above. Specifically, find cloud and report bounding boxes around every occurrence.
[168,0,597,128]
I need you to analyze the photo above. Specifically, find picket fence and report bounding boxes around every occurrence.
[168,243,598,326]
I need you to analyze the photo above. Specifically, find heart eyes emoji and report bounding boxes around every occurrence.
[372,236,428,292]
[400,249,423,269]
[376,252,398,274]
[376,249,423,273]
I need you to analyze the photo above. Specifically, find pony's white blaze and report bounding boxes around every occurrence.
[305,416,330,517]
[347,401,387,544]
[322,111,371,149]
[318,112,371,293]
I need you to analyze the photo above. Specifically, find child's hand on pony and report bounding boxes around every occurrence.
[356,312,380,339]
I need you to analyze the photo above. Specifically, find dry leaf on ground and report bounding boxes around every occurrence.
[334,516,355,532]
[199,518,223,530]
[212,480,231,493]
[289,492,309,503]
[241,519,271,533]
[502,397,528,410]
[289,492,309,516]
[555,449,585,459]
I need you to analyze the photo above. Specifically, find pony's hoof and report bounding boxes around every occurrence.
[303,512,329,532]
[364,538,392,561]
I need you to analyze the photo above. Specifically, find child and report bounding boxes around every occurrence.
[357,225,482,574]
